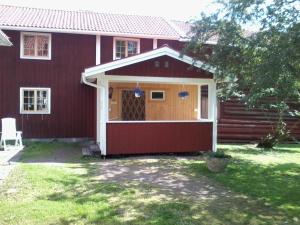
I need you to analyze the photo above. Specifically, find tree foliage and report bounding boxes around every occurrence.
[187,0,300,114]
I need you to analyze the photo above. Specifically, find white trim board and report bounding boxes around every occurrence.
[83,46,215,79]
[102,75,214,85]
[108,120,213,123]
[0,25,180,41]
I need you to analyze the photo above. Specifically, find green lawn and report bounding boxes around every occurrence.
[0,142,299,225]
[184,144,300,220]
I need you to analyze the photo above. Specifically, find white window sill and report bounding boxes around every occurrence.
[20,112,51,115]
[20,55,51,60]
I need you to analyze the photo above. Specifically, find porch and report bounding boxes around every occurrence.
[82,46,217,155]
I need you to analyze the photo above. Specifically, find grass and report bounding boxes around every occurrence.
[0,142,299,224]
[184,144,300,220]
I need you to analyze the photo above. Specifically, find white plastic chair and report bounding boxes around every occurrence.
[0,118,23,151]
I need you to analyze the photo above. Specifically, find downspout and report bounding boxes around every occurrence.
[81,73,107,156]
[81,73,105,89]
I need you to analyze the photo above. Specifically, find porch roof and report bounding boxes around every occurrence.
[82,46,215,80]
[0,29,12,46]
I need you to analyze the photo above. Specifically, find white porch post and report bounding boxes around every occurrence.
[96,35,101,144]
[95,35,108,155]
[197,84,202,120]
[208,81,218,152]
[98,79,108,155]
[96,79,101,144]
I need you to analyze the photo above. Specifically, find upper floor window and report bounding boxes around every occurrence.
[20,88,51,114]
[20,32,52,60]
[114,37,140,60]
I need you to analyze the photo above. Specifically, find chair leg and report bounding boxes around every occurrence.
[16,133,23,149]
[3,139,7,151]
[19,138,23,148]
[0,138,3,149]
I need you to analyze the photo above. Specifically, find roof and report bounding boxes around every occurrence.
[0,29,12,46]
[171,20,193,36]
[83,45,215,79]
[0,5,185,40]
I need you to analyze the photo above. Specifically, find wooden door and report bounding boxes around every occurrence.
[121,90,145,120]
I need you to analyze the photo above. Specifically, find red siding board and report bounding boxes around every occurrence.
[105,55,213,78]
[140,38,153,52]
[107,122,212,155]
[218,99,300,142]
[0,30,96,139]
[100,36,113,64]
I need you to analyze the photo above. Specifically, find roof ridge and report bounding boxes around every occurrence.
[164,19,187,38]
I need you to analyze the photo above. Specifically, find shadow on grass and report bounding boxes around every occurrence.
[33,159,297,225]
[186,158,300,218]
[3,142,299,224]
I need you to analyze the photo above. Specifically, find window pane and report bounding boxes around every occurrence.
[23,90,35,111]
[201,85,209,119]
[116,40,126,59]
[23,35,35,56]
[37,36,49,57]
[37,90,48,111]
[128,41,137,56]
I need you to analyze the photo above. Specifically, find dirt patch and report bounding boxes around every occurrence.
[92,156,231,201]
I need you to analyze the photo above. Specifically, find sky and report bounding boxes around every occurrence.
[0,0,219,21]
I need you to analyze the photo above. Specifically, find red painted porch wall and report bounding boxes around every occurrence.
[0,30,96,138]
[107,122,212,155]
[105,55,213,78]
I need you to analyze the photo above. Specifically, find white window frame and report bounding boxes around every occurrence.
[150,90,165,101]
[113,37,140,60]
[20,32,52,60]
[20,87,51,114]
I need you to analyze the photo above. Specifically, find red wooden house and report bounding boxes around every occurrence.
[0,5,218,155]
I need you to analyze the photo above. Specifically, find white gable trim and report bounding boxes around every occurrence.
[0,29,12,46]
[83,46,215,79]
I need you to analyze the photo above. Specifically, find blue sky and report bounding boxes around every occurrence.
[0,0,220,21]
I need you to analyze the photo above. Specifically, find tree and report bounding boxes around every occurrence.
[186,0,300,147]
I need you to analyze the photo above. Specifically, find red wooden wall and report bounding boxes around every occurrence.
[107,122,212,155]
[105,55,213,78]
[3,29,297,144]
[100,36,187,64]
[218,98,300,142]
[0,30,96,138]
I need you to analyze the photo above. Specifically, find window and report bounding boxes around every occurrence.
[20,88,51,114]
[150,90,165,101]
[114,38,140,59]
[20,32,51,60]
